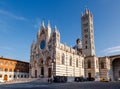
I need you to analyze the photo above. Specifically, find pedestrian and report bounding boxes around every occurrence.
[48,78,50,83]
[49,78,52,83]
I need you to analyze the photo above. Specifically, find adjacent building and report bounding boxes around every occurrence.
[0,57,29,82]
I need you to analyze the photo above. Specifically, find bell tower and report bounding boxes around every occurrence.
[81,9,95,56]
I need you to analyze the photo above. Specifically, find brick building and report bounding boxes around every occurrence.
[0,57,29,82]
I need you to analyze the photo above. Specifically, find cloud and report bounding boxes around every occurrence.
[34,22,40,28]
[0,9,27,21]
[102,46,120,54]
[33,18,41,28]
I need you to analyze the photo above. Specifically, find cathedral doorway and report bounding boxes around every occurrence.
[35,70,37,78]
[48,68,52,78]
[112,58,120,81]
[41,67,44,77]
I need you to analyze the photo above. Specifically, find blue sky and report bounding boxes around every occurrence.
[0,0,120,62]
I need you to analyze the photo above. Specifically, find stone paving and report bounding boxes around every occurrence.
[0,81,120,89]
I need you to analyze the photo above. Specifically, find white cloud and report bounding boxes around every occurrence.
[33,18,41,28]
[0,9,27,21]
[102,46,120,54]
[34,22,40,28]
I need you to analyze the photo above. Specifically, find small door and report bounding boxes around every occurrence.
[48,68,52,78]
[41,67,44,76]
[88,73,91,81]
[4,75,8,81]
[35,70,37,78]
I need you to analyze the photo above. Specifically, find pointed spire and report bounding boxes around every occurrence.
[54,25,57,32]
[85,8,91,15]
[85,8,88,14]
[31,40,35,47]
[81,12,83,16]
[41,20,45,28]
[37,29,41,36]
[47,20,51,28]
[84,5,88,13]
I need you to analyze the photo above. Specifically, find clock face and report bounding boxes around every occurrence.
[40,40,46,49]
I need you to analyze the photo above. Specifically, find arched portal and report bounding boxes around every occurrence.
[46,57,51,66]
[112,58,120,81]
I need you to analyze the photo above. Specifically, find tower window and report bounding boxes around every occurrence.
[101,62,105,69]
[87,60,91,68]
[86,46,88,49]
[84,29,88,33]
[85,34,88,38]
[83,23,88,27]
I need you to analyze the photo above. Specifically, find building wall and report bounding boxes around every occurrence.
[55,44,84,77]
[85,56,99,78]
[0,57,29,82]
[99,57,110,80]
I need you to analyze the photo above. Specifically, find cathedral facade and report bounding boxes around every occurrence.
[29,9,120,81]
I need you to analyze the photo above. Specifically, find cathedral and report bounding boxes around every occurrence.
[29,9,120,82]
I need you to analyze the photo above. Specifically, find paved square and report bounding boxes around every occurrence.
[0,82,120,89]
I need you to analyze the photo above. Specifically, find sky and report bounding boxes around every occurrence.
[0,0,120,62]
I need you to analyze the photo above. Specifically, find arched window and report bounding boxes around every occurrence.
[87,60,91,68]
[70,56,72,66]
[76,59,78,67]
[0,74,2,78]
[62,53,65,65]
[21,75,23,78]
[101,62,104,69]
[5,68,8,72]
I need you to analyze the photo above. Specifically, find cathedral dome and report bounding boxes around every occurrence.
[73,38,82,50]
